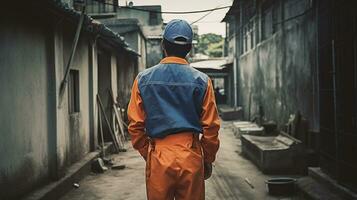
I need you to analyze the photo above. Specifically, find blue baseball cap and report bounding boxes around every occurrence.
[163,19,193,45]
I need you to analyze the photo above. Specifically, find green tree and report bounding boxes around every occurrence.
[195,33,224,58]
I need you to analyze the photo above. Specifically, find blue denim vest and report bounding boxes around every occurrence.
[137,62,209,138]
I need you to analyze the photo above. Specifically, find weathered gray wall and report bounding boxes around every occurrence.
[117,51,137,107]
[0,4,133,199]
[116,7,162,69]
[116,9,150,25]
[116,7,162,26]
[88,40,99,151]
[122,32,138,51]
[238,4,318,129]
[138,34,147,71]
[0,19,52,199]
[97,47,113,141]
[52,21,92,175]
[146,39,162,68]
[121,31,146,70]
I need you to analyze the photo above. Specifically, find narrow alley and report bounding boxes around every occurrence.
[1,0,357,200]
[59,121,289,200]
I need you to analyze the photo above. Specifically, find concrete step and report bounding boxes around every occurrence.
[232,121,265,138]
[308,168,357,200]
[218,106,243,121]
[296,177,343,200]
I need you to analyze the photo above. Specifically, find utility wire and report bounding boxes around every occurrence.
[190,2,229,25]
[190,10,216,25]
[194,21,226,23]
[92,0,231,14]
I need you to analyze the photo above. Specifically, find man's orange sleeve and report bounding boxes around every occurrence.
[200,79,220,163]
[127,78,149,160]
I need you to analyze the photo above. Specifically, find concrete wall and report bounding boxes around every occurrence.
[0,18,52,199]
[88,39,99,151]
[223,16,238,107]
[121,31,146,71]
[0,4,137,198]
[116,9,150,25]
[115,7,162,69]
[97,47,113,141]
[138,33,147,71]
[116,7,162,26]
[237,0,318,129]
[53,21,92,174]
[117,50,137,108]
[146,39,163,68]
[122,32,138,51]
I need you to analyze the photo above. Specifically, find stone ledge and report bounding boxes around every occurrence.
[218,106,243,121]
[23,143,113,200]
[308,167,357,200]
[296,177,343,200]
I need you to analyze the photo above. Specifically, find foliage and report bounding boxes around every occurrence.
[195,33,224,58]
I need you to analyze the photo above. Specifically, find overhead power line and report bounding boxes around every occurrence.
[192,21,225,23]
[92,0,231,14]
[190,2,228,25]
[190,10,216,25]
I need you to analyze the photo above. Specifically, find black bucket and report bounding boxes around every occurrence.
[265,178,296,196]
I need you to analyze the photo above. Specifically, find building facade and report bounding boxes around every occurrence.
[100,18,147,73]
[224,0,318,128]
[86,3,164,69]
[115,5,164,68]
[316,0,357,193]
[223,0,357,194]
[0,1,138,199]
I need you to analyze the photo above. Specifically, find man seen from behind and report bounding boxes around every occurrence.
[127,19,220,200]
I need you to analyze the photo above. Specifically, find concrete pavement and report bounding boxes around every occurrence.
[60,121,297,200]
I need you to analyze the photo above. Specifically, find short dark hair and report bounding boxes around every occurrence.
[162,38,192,58]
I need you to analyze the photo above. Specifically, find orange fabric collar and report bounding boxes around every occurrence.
[160,56,189,65]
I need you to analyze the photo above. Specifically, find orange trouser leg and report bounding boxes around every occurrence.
[146,133,204,200]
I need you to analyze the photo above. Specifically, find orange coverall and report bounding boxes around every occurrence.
[127,57,220,200]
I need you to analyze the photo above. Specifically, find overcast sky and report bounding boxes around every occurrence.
[118,0,232,36]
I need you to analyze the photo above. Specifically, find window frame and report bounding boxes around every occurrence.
[68,69,80,114]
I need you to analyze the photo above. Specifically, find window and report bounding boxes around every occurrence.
[86,0,116,14]
[149,12,158,25]
[261,0,281,41]
[272,3,280,33]
[68,70,80,113]
[261,1,273,40]
[242,19,256,53]
[228,22,235,39]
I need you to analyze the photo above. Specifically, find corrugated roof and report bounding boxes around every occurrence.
[49,1,139,56]
[221,0,239,22]
[99,18,145,38]
[191,58,227,70]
